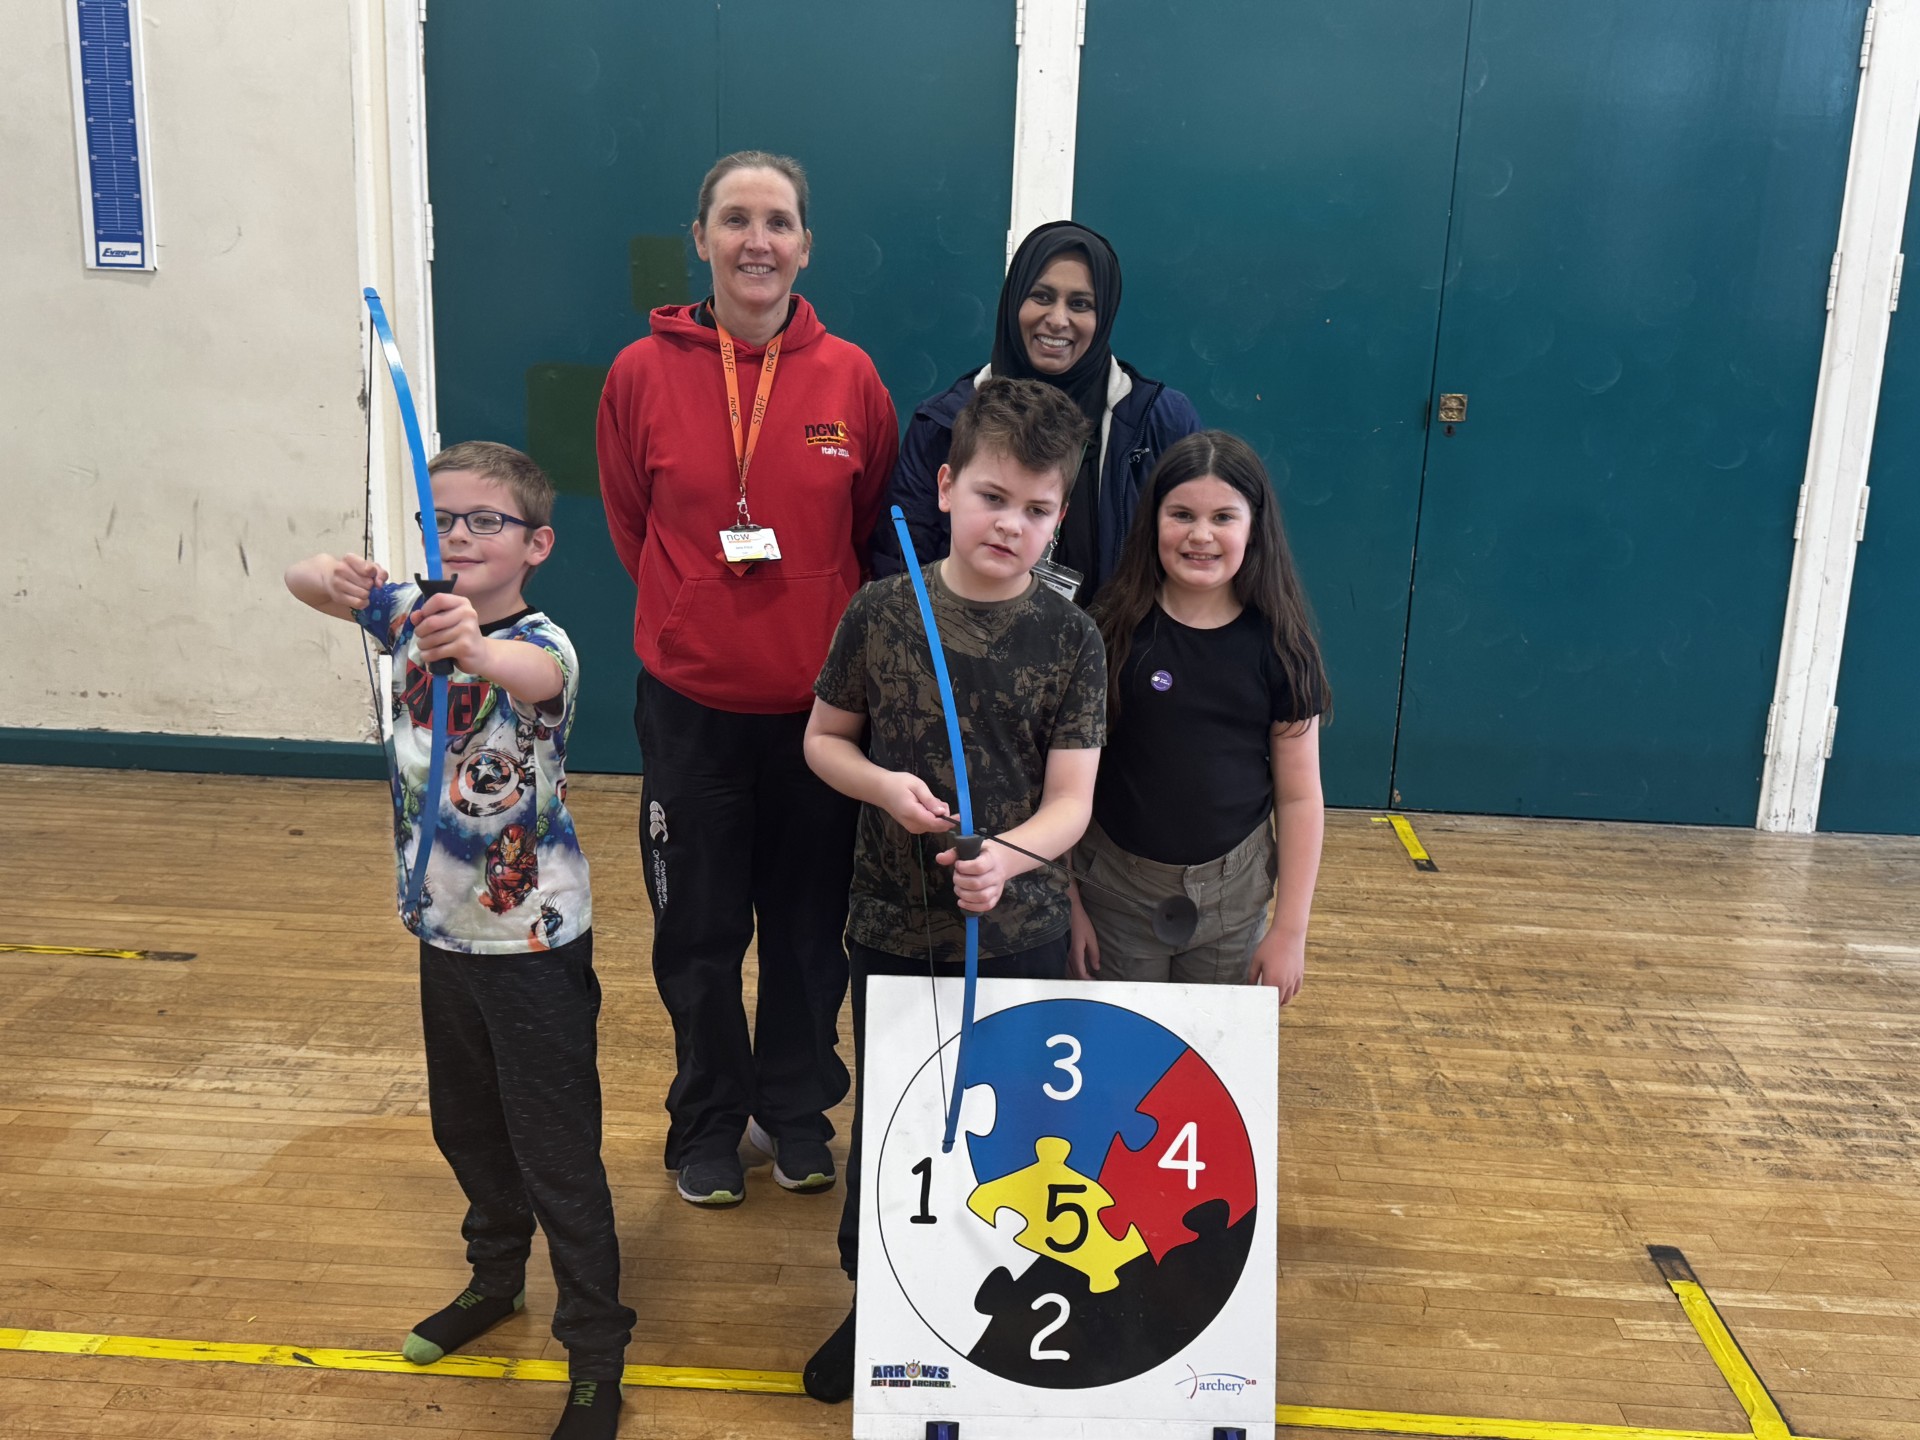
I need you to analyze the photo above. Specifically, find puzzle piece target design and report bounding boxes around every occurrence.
[966,1136,1149,1292]
[876,997,1259,1389]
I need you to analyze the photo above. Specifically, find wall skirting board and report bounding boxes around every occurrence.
[1,728,386,781]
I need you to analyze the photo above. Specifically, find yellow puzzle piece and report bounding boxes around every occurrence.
[966,1136,1148,1293]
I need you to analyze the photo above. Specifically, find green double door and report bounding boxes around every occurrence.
[1078,0,1867,822]
[430,1,1869,824]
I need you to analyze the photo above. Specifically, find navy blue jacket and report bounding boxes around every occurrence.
[870,360,1203,590]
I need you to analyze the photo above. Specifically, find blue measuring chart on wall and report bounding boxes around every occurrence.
[66,0,156,271]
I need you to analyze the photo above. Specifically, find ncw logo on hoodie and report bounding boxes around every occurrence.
[804,420,850,457]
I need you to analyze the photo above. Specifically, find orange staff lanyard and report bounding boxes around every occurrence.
[716,321,781,527]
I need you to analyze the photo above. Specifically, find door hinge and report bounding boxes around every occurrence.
[1856,485,1871,543]
[1793,483,1808,541]
[1824,706,1839,760]
[1763,702,1780,756]
[1892,252,1905,312]
[425,201,435,262]
[1826,251,1843,310]
[418,0,427,23]
[1018,0,1088,47]
[1860,4,1877,67]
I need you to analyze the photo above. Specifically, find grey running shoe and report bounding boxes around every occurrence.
[675,1155,746,1207]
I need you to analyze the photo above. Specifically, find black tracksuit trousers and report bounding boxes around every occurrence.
[635,670,857,1168]
[418,931,634,1377]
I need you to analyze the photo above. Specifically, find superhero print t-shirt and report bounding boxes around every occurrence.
[355,582,591,954]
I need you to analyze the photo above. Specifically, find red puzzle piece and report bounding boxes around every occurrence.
[1094,1048,1255,1262]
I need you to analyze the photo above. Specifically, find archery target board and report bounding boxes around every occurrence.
[855,976,1277,1439]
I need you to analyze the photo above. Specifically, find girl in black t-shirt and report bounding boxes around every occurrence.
[1071,431,1331,996]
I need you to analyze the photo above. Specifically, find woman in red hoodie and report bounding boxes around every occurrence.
[597,151,898,1208]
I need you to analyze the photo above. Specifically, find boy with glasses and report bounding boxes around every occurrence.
[285,441,632,1440]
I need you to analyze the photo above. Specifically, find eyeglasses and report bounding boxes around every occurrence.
[415,508,536,537]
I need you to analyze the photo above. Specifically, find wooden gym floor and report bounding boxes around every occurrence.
[2,765,1916,1439]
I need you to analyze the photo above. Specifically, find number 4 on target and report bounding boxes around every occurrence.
[1159,1120,1206,1189]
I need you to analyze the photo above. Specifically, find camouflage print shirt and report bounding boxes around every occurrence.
[815,563,1106,962]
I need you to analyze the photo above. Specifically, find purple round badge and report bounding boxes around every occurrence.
[1150,669,1173,692]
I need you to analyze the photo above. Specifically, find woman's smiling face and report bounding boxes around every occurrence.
[693,166,811,319]
[1017,254,1097,375]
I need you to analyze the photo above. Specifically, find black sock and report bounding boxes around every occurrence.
[401,1286,525,1364]
[803,1303,856,1404]
[551,1379,623,1440]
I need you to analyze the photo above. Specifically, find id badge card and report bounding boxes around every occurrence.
[719,524,781,563]
[1031,554,1083,603]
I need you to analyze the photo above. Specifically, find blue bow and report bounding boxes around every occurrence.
[889,507,980,1154]
[363,288,451,922]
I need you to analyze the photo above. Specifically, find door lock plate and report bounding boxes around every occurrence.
[1437,393,1468,423]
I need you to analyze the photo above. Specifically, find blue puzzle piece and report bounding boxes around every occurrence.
[963,999,1187,1185]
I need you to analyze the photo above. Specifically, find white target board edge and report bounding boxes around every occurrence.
[854,975,1278,1439]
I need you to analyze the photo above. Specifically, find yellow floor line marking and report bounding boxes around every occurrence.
[0,1327,800,1395]
[0,942,196,961]
[0,1246,1829,1440]
[1371,814,1439,871]
[0,1326,1846,1439]
[1274,1404,1787,1440]
[1649,1245,1793,1440]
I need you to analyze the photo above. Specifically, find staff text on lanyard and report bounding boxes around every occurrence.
[717,322,783,566]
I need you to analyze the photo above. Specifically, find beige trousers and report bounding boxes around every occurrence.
[1073,815,1277,984]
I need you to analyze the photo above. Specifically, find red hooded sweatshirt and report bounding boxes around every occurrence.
[596,297,898,713]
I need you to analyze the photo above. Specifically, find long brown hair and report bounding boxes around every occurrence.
[1092,430,1330,729]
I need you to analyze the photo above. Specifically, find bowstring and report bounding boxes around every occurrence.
[358,317,384,741]
[917,837,951,1125]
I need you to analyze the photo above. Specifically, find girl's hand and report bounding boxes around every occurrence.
[937,840,1013,914]
[875,772,955,834]
[1247,927,1305,1002]
[412,591,486,672]
[329,554,387,611]
[1067,881,1101,979]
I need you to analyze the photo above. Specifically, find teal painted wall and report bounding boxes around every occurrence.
[425,1,1016,773]
[1820,151,1920,835]
[1086,0,1864,821]
[1076,0,1472,808]
[423,0,1880,827]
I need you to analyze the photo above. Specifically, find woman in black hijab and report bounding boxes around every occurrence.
[875,220,1202,600]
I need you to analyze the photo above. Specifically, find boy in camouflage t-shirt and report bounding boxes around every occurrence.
[800,378,1105,1402]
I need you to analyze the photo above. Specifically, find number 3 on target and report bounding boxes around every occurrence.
[1043,1034,1081,1100]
